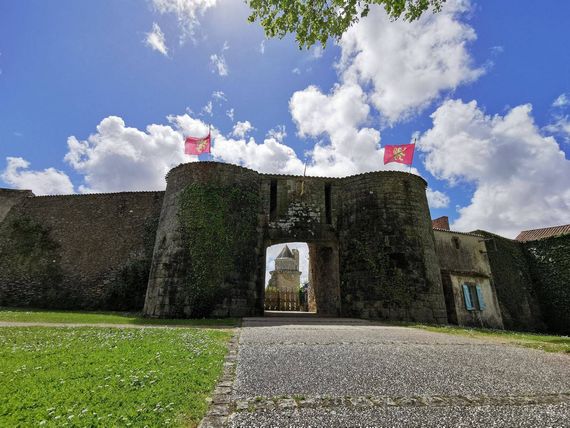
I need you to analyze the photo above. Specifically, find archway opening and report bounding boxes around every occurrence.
[264,243,311,313]
[262,241,341,316]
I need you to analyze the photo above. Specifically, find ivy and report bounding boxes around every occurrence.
[524,234,570,334]
[177,183,260,317]
[0,217,62,288]
[347,234,413,312]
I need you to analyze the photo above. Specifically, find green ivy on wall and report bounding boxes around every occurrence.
[347,234,413,311]
[178,183,260,317]
[104,216,161,311]
[0,217,62,288]
[524,234,570,334]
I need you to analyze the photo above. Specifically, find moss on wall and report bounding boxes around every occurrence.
[343,231,414,316]
[475,231,544,332]
[524,234,570,334]
[0,217,63,306]
[103,216,160,311]
[177,183,260,317]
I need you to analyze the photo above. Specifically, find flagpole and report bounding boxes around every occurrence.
[409,138,416,173]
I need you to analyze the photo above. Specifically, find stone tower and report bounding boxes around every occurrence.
[268,245,302,293]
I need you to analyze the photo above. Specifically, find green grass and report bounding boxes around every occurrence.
[0,308,238,327]
[411,324,570,353]
[0,327,232,427]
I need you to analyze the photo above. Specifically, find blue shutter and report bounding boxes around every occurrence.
[475,285,486,310]
[462,284,474,310]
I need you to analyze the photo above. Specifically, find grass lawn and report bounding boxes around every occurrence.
[0,326,232,427]
[411,324,570,354]
[0,307,238,327]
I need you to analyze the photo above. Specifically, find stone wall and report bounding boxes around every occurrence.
[337,173,447,323]
[0,188,33,223]
[473,231,545,332]
[144,163,447,323]
[143,162,263,318]
[0,191,164,310]
[433,230,503,329]
[524,234,570,334]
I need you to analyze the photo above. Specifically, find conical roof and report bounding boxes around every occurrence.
[276,244,294,259]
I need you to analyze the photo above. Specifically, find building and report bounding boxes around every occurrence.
[0,162,568,333]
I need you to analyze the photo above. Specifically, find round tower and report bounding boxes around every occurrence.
[143,162,263,318]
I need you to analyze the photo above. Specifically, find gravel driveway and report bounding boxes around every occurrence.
[224,317,570,427]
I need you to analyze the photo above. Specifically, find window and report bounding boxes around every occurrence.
[270,180,277,221]
[452,236,460,249]
[462,284,486,311]
[324,183,332,225]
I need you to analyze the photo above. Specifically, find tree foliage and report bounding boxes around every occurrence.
[247,0,446,49]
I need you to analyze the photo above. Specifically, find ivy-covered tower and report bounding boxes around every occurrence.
[143,162,263,318]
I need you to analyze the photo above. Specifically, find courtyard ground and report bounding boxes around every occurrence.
[221,317,570,427]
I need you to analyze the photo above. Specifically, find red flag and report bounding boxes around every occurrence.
[185,132,211,155]
[383,143,415,165]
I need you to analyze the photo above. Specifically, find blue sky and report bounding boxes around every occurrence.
[1,0,569,240]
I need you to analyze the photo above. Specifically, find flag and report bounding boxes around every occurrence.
[383,143,415,165]
[185,131,211,155]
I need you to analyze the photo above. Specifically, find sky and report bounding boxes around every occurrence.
[1,0,570,251]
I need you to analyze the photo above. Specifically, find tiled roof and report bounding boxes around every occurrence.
[276,245,294,259]
[515,224,570,242]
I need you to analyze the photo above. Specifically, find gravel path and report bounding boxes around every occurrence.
[223,317,570,428]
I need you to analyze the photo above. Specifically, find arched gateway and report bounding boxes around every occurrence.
[143,162,447,323]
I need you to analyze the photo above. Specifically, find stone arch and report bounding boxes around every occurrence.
[143,162,447,323]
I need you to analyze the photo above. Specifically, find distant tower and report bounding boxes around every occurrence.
[268,245,302,293]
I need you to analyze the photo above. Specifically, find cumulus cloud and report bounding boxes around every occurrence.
[426,188,450,209]
[338,0,483,123]
[552,93,569,108]
[64,115,209,193]
[151,0,217,43]
[231,121,254,138]
[267,125,287,142]
[145,23,168,56]
[290,83,395,177]
[418,99,570,237]
[1,157,74,195]
[226,108,235,122]
[212,134,304,175]
[544,115,570,143]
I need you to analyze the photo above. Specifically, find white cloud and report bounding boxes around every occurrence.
[201,100,213,116]
[292,67,301,75]
[544,115,570,142]
[310,45,323,59]
[338,0,483,123]
[426,188,450,209]
[552,93,569,108]
[418,99,570,237]
[210,53,228,76]
[259,40,265,54]
[290,83,394,177]
[1,157,74,195]
[145,23,168,56]
[151,0,217,43]
[212,134,304,175]
[212,90,227,102]
[226,108,235,122]
[267,125,287,142]
[64,115,208,193]
[231,120,254,138]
